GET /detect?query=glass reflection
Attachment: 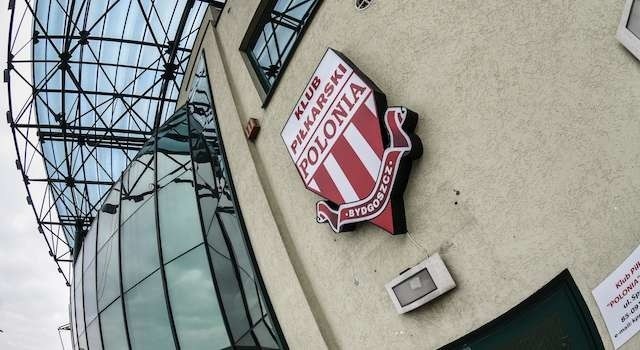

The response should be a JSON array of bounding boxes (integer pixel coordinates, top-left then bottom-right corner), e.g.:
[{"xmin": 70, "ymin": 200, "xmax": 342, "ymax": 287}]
[
  {"xmin": 121, "ymin": 197, "xmax": 159, "ymax": 291},
  {"xmin": 100, "ymin": 299, "xmax": 128, "ymax": 350},
  {"xmin": 97, "ymin": 234, "xmax": 120, "ymax": 310},
  {"xmin": 70, "ymin": 288, "xmax": 79, "ymax": 347},
  {"xmin": 98, "ymin": 184, "xmax": 121, "ymax": 249},
  {"xmin": 219, "ymin": 212, "xmax": 263, "ymax": 323},
  {"xmin": 255, "ymin": 320, "xmax": 280, "ymax": 349},
  {"xmin": 628, "ymin": 0, "xmax": 640, "ymax": 38},
  {"xmin": 124, "ymin": 271, "xmax": 175, "ymax": 350},
  {"xmin": 188, "ymin": 53, "xmax": 286, "ymax": 349},
  {"xmin": 78, "ymin": 331, "xmax": 88, "ymax": 350},
  {"xmin": 121, "ymin": 154, "xmax": 155, "ymax": 223},
  {"xmin": 74, "ymin": 250, "xmax": 86, "ymax": 339},
  {"xmin": 246, "ymin": 0, "xmax": 320, "ymax": 91},
  {"xmin": 83, "ymin": 224, "xmax": 98, "ymax": 267},
  {"xmin": 158, "ymin": 180, "xmax": 203, "ymax": 262},
  {"xmin": 83, "ymin": 259, "xmax": 98, "ymax": 324},
  {"xmin": 165, "ymin": 245, "xmax": 231, "ymax": 349},
  {"xmin": 208, "ymin": 245, "xmax": 252, "ymax": 341},
  {"xmin": 86, "ymin": 318, "xmax": 103, "ymax": 350}
]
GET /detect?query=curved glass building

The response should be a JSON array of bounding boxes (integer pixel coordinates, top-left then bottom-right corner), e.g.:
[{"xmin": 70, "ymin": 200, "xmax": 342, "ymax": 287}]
[
  {"xmin": 71, "ymin": 56, "xmax": 286, "ymax": 349},
  {"xmin": 6, "ymin": 1, "xmax": 288, "ymax": 348},
  {"xmin": 10, "ymin": 1, "xmax": 638, "ymax": 349}
]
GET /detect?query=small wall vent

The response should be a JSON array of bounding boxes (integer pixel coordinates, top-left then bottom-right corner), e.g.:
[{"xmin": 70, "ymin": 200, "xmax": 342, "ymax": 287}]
[{"xmin": 355, "ymin": 0, "xmax": 374, "ymax": 11}]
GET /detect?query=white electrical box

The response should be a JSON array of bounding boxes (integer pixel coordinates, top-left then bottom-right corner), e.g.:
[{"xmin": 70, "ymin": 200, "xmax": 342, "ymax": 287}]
[{"xmin": 385, "ymin": 253, "xmax": 456, "ymax": 314}]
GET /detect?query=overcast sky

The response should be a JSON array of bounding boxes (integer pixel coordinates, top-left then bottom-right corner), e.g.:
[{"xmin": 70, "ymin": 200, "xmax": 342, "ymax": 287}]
[{"xmin": 0, "ymin": 6, "xmax": 73, "ymax": 350}]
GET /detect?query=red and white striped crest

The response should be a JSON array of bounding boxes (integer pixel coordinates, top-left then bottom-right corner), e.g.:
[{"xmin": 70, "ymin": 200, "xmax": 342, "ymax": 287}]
[{"xmin": 281, "ymin": 49, "xmax": 422, "ymax": 235}]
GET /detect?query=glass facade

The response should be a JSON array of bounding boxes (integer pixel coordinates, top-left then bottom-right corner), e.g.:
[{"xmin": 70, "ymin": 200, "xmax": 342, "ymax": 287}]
[
  {"xmin": 31, "ymin": 0, "xmax": 208, "ymax": 247},
  {"xmin": 6, "ymin": 0, "xmax": 220, "ymax": 285},
  {"xmin": 70, "ymin": 55, "xmax": 286, "ymax": 350}
]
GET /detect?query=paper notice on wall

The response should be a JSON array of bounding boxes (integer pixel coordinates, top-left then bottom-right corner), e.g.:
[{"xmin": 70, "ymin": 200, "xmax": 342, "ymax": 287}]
[{"xmin": 593, "ymin": 244, "xmax": 640, "ymax": 349}]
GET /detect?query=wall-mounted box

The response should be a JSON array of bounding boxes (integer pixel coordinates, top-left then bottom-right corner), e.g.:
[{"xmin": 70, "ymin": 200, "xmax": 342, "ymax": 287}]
[
  {"xmin": 244, "ymin": 117, "xmax": 260, "ymax": 141},
  {"xmin": 385, "ymin": 253, "xmax": 455, "ymax": 314}
]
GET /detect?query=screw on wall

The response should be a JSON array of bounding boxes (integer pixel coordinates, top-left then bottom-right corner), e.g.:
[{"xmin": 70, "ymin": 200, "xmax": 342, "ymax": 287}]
[{"xmin": 453, "ymin": 189, "xmax": 460, "ymax": 205}]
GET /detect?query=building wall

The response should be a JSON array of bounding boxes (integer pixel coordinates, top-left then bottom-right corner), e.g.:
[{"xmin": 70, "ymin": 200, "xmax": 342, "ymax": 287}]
[{"xmin": 179, "ymin": 1, "xmax": 640, "ymax": 349}]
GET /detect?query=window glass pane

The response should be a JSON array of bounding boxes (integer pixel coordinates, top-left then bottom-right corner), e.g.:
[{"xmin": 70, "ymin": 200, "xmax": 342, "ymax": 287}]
[
  {"xmin": 245, "ymin": 0, "xmax": 320, "ymax": 92},
  {"xmin": 158, "ymin": 176, "xmax": 203, "ymax": 263},
  {"xmin": 202, "ymin": 198, "xmax": 228, "ymax": 252},
  {"xmin": 97, "ymin": 233, "xmax": 121, "ymax": 310},
  {"xmin": 198, "ymin": 191, "xmax": 230, "ymax": 258},
  {"xmin": 194, "ymin": 158, "xmax": 216, "ymax": 191},
  {"xmin": 157, "ymin": 110, "xmax": 190, "ymax": 186},
  {"xmin": 208, "ymin": 244, "xmax": 252, "ymax": 341},
  {"xmin": 74, "ymin": 252, "xmax": 86, "ymax": 337},
  {"xmin": 83, "ymin": 223, "xmax": 98, "ymax": 268},
  {"xmin": 125, "ymin": 270, "xmax": 175, "ymax": 350},
  {"xmin": 237, "ymin": 332, "xmax": 257, "ymax": 347},
  {"xmin": 100, "ymin": 298, "xmax": 128, "ymax": 350},
  {"xmin": 287, "ymin": 0, "xmax": 315, "ymax": 19},
  {"xmin": 192, "ymin": 128, "xmax": 222, "ymax": 240},
  {"xmin": 121, "ymin": 197, "xmax": 159, "ymax": 291},
  {"xmin": 70, "ymin": 288, "xmax": 79, "ymax": 348},
  {"xmin": 254, "ymin": 320, "xmax": 279, "ymax": 349},
  {"xmin": 98, "ymin": 182, "xmax": 121, "ymax": 249},
  {"xmin": 121, "ymin": 153, "xmax": 155, "ymax": 222},
  {"xmin": 628, "ymin": 0, "xmax": 640, "ymax": 38},
  {"xmin": 83, "ymin": 260, "xmax": 98, "ymax": 324},
  {"xmin": 157, "ymin": 151, "xmax": 190, "ymax": 185},
  {"xmin": 207, "ymin": 215, "xmax": 231, "ymax": 259},
  {"xmin": 273, "ymin": 0, "xmax": 291, "ymax": 12},
  {"xmin": 265, "ymin": 314, "xmax": 278, "ymax": 339},
  {"xmin": 219, "ymin": 213, "xmax": 262, "ymax": 323},
  {"xmin": 165, "ymin": 245, "xmax": 231, "ymax": 349},
  {"xmin": 78, "ymin": 331, "xmax": 88, "ymax": 350},
  {"xmin": 86, "ymin": 318, "xmax": 103, "ymax": 350}
]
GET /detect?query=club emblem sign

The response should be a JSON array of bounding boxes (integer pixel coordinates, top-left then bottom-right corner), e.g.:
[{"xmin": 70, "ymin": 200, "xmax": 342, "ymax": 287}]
[{"xmin": 281, "ymin": 49, "xmax": 422, "ymax": 235}]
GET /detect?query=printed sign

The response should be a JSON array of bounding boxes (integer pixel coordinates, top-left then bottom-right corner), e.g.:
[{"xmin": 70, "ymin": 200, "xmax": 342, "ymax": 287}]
[
  {"xmin": 281, "ymin": 49, "xmax": 422, "ymax": 234},
  {"xmin": 593, "ymin": 244, "xmax": 640, "ymax": 349}
]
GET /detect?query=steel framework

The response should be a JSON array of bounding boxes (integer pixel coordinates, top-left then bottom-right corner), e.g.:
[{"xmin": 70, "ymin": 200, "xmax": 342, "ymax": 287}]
[{"xmin": 5, "ymin": 0, "xmax": 226, "ymax": 285}]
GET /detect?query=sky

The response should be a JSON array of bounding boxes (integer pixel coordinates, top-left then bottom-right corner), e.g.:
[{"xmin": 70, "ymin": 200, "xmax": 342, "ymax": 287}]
[{"xmin": 0, "ymin": 5, "xmax": 73, "ymax": 350}]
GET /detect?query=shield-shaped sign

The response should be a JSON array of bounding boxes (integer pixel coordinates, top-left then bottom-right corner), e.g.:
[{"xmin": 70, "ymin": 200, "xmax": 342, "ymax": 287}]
[{"xmin": 281, "ymin": 49, "xmax": 422, "ymax": 235}]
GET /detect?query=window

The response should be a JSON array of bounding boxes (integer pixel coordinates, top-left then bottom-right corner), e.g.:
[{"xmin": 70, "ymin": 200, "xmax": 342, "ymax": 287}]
[
  {"xmin": 86, "ymin": 318, "xmax": 103, "ymax": 350},
  {"xmin": 157, "ymin": 111, "xmax": 203, "ymax": 262},
  {"xmin": 124, "ymin": 271, "xmax": 176, "ymax": 350},
  {"xmin": 617, "ymin": 0, "xmax": 640, "ymax": 60},
  {"xmin": 97, "ymin": 233, "xmax": 120, "ymax": 310},
  {"xmin": 242, "ymin": 0, "xmax": 322, "ymax": 104},
  {"xmin": 99, "ymin": 299, "xmax": 129, "ymax": 350},
  {"xmin": 120, "ymin": 197, "xmax": 159, "ymax": 291},
  {"xmin": 165, "ymin": 246, "xmax": 231, "ymax": 349},
  {"xmin": 74, "ymin": 249, "xmax": 86, "ymax": 343},
  {"xmin": 97, "ymin": 184, "xmax": 121, "ymax": 249}
]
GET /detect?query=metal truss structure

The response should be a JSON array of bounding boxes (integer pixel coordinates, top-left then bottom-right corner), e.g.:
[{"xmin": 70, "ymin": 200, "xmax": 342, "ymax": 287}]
[{"xmin": 5, "ymin": 0, "xmax": 225, "ymax": 285}]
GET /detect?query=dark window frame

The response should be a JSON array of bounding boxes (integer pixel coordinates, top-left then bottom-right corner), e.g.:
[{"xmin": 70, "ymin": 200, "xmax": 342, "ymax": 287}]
[{"xmin": 240, "ymin": 0, "xmax": 323, "ymax": 107}]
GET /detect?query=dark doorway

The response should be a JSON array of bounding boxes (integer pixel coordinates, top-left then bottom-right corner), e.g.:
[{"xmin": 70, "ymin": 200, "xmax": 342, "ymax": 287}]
[{"xmin": 441, "ymin": 270, "xmax": 604, "ymax": 350}]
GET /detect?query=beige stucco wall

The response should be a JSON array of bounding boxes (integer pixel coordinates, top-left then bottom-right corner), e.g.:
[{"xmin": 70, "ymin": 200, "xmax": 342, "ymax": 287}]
[{"xmin": 180, "ymin": 1, "xmax": 640, "ymax": 349}]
